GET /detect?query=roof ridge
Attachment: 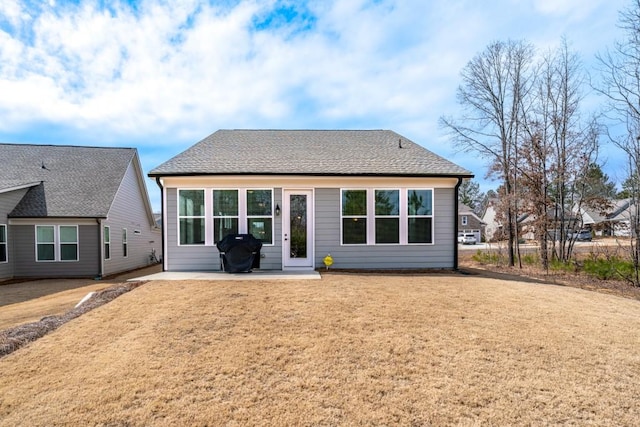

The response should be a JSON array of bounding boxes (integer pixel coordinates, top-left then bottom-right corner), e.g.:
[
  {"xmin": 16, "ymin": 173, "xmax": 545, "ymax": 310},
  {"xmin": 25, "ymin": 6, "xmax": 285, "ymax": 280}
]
[{"xmin": 0, "ymin": 142, "xmax": 136, "ymax": 150}]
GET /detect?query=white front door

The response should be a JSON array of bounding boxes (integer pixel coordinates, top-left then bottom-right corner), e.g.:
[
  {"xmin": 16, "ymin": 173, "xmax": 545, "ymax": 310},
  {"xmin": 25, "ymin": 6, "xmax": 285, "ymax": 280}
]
[{"xmin": 283, "ymin": 189, "xmax": 314, "ymax": 269}]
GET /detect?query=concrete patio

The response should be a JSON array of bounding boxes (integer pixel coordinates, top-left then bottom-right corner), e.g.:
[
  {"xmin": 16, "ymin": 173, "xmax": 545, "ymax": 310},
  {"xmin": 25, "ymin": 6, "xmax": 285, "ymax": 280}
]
[{"xmin": 131, "ymin": 270, "xmax": 322, "ymax": 281}]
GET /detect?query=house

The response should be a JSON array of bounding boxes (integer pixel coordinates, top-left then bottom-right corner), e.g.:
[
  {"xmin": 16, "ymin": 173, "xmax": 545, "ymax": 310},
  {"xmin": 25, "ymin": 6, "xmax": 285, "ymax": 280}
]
[
  {"xmin": 149, "ymin": 130, "xmax": 473, "ymax": 271},
  {"xmin": 458, "ymin": 203, "xmax": 485, "ymax": 243},
  {"xmin": 0, "ymin": 144, "xmax": 161, "ymax": 280},
  {"xmin": 481, "ymin": 197, "xmax": 502, "ymax": 242},
  {"xmin": 579, "ymin": 199, "xmax": 639, "ymax": 237}
]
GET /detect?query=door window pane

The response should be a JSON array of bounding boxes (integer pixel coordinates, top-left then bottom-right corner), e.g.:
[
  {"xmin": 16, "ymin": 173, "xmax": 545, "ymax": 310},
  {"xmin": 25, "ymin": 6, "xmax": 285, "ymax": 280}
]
[{"xmin": 289, "ymin": 195, "xmax": 307, "ymax": 258}]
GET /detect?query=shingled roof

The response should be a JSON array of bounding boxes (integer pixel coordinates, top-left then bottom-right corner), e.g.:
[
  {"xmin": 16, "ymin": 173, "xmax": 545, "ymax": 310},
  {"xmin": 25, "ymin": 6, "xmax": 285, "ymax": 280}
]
[
  {"xmin": 0, "ymin": 144, "xmax": 137, "ymax": 218},
  {"xmin": 149, "ymin": 130, "xmax": 473, "ymax": 177}
]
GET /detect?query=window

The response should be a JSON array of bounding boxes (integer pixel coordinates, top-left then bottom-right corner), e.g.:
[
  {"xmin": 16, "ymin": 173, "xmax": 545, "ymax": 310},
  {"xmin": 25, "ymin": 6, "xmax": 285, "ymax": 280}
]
[
  {"xmin": 179, "ymin": 189, "xmax": 205, "ymax": 245},
  {"xmin": 213, "ymin": 190, "xmax": 238, "ymax": 243},
  {"xmin": 375, "ymin": 190, "xmax": 400, "ymax": 244},
  {"xmin": 36, "ymin": 225, "xmax": 78, "ymax": 262},
  {"xmin": 462, "ymin": 215, "xmax": 468, "ymax": 226},
  {"xmin": 247, "ymin": 189, "xmax": 273, "ymax": 244},
  {"xmin": 59, "ymin": 226, "xmax": 78, "ymax": 261},
  {"xmin": 104, "ymin": 226, "xmax": 111, "ymax": 260},
  {"xmin": 408, "ymin": 189, "xmax": 433, "ymax": 244},
  {"xmin": 36, "ymin": 226, "xmax": 55, "ymax": 261},
  {"xmin": 122, "ymin": 229, "xmax": 128, "ymax": 258},
  {"xmin": 341, "ymin": 190, "xmax": 367, "ymax": 244},
  {"xmin": 0, "ymin": 225, "xmax": 7, "ymax": 263}
]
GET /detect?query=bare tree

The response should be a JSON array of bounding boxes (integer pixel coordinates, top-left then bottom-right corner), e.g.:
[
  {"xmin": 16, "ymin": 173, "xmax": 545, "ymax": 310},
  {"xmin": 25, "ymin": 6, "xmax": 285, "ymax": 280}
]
[
  {"xmin": 596, "ymin": 0, "xmax": 640, "ymax": 285},
  {"xmin": 441, "ymin": 40, "xmax": 535, "ymax": 267}
]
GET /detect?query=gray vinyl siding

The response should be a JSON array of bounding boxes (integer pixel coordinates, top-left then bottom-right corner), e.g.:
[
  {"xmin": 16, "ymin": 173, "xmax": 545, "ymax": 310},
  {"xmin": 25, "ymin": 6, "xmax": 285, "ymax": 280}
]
[
  {"xmin": 165, "ymin": 187, "xmax": 282, "ymax": 271},
  {"xmin": 0, "ymin": 188, "xmax": 30, "ymax": 279},
  {"xmin": 103, "ymin": 161, "xmax": 161, "ymax": 276},
  {"xmin": 164, "ymin": 185, "xmax": 456, "ymax": 271},
  {"xmin": 12, "ymin": 224, "xmax": 100, "ymax": 278},
  {"xmin": 314, "ymin": 188, "xmax": 455, "ymax": 269}
]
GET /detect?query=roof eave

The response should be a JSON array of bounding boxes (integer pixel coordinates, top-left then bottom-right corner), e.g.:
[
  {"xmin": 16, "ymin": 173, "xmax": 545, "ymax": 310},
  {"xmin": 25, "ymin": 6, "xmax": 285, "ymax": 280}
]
[{"xmin": 148, "ymin": 171, "xmax": 474, "ymax": 179}]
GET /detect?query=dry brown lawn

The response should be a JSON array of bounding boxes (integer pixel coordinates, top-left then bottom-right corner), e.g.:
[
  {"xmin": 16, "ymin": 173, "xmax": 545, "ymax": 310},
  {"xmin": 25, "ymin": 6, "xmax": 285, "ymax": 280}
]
[{"xmin": 1, "ymin": 273, "xmax": 639, "ymax": 426}]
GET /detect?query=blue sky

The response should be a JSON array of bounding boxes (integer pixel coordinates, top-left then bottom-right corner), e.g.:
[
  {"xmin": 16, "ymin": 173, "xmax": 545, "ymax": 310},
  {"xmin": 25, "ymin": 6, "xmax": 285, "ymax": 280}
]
[{"xmin": 0, "ymin": 0, "xmax": 630, "ymax": 210}]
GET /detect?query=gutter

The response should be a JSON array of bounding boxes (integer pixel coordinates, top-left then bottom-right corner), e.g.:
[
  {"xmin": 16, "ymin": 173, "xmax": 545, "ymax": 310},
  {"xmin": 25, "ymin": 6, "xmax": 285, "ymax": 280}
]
[
  {"xmin": 454, "ymin": 177, "xmax": 463, "ymax": 270},
  {"xmin": 155, "ymin": 177, "xmax": 166, "ymax": 272}
]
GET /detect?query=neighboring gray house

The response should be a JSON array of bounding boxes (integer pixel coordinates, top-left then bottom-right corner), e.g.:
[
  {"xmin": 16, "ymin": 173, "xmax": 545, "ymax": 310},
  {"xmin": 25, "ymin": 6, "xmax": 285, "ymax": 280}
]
[
  {"xmin": 149, "ymin": 130, "xmax": 473, "ymax": 271},
  {"xmin": 0, "ymin": 144, "xmax": 161, "ymax": 280},
  {"xmin": 580, "ymin": 199, "xmax": 636, "ymax": 237},
  {"xmin": 458, "ymin": 203, "xmax": 485, "ymax": 243}
]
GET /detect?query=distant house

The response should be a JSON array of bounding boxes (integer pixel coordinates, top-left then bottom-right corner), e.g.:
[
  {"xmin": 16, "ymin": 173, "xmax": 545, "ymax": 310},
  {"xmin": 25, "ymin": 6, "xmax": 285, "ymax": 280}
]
[
  {"xmin": 0, "ymin": 144, "xmax": 161, "ymax": 280},
  {"xmin": 149, "ymin": 130, "xmax": 473, "ymax": 271},
  {"xmin": 482, "ymin": 197, "xmax": 502, "ymax": 242},
  {"xmin": 458, "ymin": 203, "xmax": 485, "ymax": 243},
  {"xmin": 580, "ymin": 199, "xmax": 636, "ymax": 237}
]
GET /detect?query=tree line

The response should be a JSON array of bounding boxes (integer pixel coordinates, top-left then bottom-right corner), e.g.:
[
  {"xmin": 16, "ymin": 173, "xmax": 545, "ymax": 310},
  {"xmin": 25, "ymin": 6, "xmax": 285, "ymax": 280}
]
[{"xmin": 442, "ymin": 0, "xmax": 640, "ymax": 283}]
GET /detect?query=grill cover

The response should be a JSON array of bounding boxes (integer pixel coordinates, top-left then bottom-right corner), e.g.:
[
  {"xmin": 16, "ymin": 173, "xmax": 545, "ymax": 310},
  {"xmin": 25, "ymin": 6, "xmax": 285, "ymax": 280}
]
[{"xmin": 216, "ymin": 234, "xmax": 263, "ymax": 273}]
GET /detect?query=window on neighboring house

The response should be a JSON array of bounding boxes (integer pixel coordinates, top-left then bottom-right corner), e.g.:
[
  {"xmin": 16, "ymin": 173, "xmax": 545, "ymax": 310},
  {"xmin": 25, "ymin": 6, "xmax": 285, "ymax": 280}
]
[
  {"xmin": 179, "ymin": 189, "xmax": 205, "ymax": 245},
  {"xmin": 341, "ymin": 189, "xmax": 367, "ymax": 244},
  {"xmin": 247, "ymin": 189, "xmax": 273, "ymax": 244},
  {"xmin": 36, "ymin": 225, "xmax": 78, "ymax": 261},
  {"xmin": 0, "ymin": 224, "xmax": 7, "ymax": 263},
  {"xmin": 104, "ymin": 226, "xmax": 111, "ymax": 260},
  {"xmin": 213, "ymin": 190, "xmax": 239, "ymax": 243},
  {"xmin": 462, "ymin": 215, "xmax": 468, "ymax": 226},
  {"xmin": 122, "ymin": 229, "xmax": 128, "ymax": 258},
  {"xmin": 408, "ymin": 189, "xmax": 433, "ymax": 244},
  {"xmin": 36, "ymin": 225, "xmax": 55, "ymax": 261},
  {"xmin": 59, "ymin": 226, "xmax": 78, "ymax": 261},
  {"xmin": 375, "ymin": 190, "xmax": 400, "ymax": 244}
]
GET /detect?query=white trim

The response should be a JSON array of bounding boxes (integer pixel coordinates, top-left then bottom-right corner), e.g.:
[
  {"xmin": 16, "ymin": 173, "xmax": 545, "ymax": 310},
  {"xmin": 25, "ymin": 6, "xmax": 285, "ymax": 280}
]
[
  {"xmin": 177, "ymin": 188, "xmax": 206, "ymax": 246},
  {"xmin": 0, "ymin": 182, "xmax": 40, "ymax": 194},
  {"xmin": 0, "ymin": 224, "xmax": 7, "ymax": 264}
]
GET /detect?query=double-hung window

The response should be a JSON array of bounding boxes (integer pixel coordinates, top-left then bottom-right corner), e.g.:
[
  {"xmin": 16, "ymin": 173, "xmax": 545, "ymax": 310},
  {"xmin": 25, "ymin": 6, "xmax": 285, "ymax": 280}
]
[
  {"xmin": 341, "ymin": 188, "xmax": 434, "ymax": 245},
  {"xmin": 104, "ymin": 226, "xmax": 111, "ymax": 260},
  {"xmin": 462, "ymin": 215, "xmax": 468, "ymax": 226},
  {"xmin": 341, "ymin": 190, "xmax": 367, "ymax": 244},
  {"xmin": 375, "ymin": 190, "xmax": 400, "ymax": 244},
  {"xmin": 36, "ymin": 225, "xmax": 78, "ymax": 262},
  {"xmin": 179, "ymin": 189, "xmax": 205, "ymax": 245},
  {"xmin": 408, "ymin": 189, "xmax": 433, "ymax": 244},
  {"xmin": 247, "ymin": 189, "xmax": 273, "ymax": 245},
  {"xmin": 122, "ymin": 229, "xmax": 128, "ymax": 258},
  {"xmin": 213, "ymin": 190, "xmax": 239, "ymax": 243},
  {"xmin": 0, "ymin": 224, "xmax": 7, "ymax": 263}
]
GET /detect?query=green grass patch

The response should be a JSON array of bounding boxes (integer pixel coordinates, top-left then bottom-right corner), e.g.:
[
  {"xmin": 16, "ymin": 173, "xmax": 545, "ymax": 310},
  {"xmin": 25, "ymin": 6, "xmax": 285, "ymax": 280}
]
[
  {"xmin": 583, "ymin": 257, "xmax": 635, "ymax": 281},
  {"xmin": 471, "ymin": 250, "xmax": 504, "ymax": 265}
]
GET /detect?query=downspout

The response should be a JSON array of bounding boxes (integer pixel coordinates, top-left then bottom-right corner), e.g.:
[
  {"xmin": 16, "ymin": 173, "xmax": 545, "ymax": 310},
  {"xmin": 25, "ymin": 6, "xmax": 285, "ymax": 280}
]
[
  {"xmin": 155, "ymin": 177, "xmax": 166, "ymax": 272},
  {"xmin": 454, "ymin": 177, "xmax": 463, "ymax": 270}
]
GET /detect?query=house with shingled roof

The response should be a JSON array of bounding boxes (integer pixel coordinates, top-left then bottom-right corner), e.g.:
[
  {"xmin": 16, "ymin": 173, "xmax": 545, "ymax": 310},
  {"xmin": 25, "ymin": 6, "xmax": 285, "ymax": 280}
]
[
  {"xmin": 149, "ymin": 130, "xmax": 473, "ymax": 271},
  {"xmin": 0, "ymin": 143, "xmax": 161, "ymax": 280}
]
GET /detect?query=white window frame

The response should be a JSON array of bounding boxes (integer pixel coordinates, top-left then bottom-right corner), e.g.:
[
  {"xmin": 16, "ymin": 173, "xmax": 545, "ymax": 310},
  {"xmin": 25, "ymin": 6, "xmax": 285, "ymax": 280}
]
[
  {"xmin": 178, "ymin": 189, "xmax": 206, "ymax": 246},
  {"xmin": 0, "ymin": 224, "xmax": 7, "ymax": 263},
  {"xmin": 35, "ymin": 225, "xmax": 79, "ymax": 262},
  {"xmin": 340, "ymin": 189, "xmax": 368, "ymax": 245},
  {"xmin": 245, "ymin": 188, "xmax": 274, "ymax": 246},
  {"xmin": 122, "ymin": 228, "xmax": 128, "ymax": 258},
  {"xmin": 59, "ymin": 225, "xmax": 79, "ymax": 262},
  {"xmin": 407, "ymin": 189, "xmax": 434, "ymax": 245},
  {"xmin": 104, "ymin": 226, "xmax": 111, "ymax": 260},
  {"xmin": 340, "ymin": 188, "xmax": 435, "ymax": 246},
  {"xmin": 374, "ymin": 189, "xmax": 401, "ymax": 245}
]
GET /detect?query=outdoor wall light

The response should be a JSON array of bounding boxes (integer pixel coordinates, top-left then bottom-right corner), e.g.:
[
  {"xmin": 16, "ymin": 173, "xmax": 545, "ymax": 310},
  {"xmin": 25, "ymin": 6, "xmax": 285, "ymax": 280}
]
[{"xmin": 275, "ymin": 204, "xmax": 281, "ymax": 216}]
